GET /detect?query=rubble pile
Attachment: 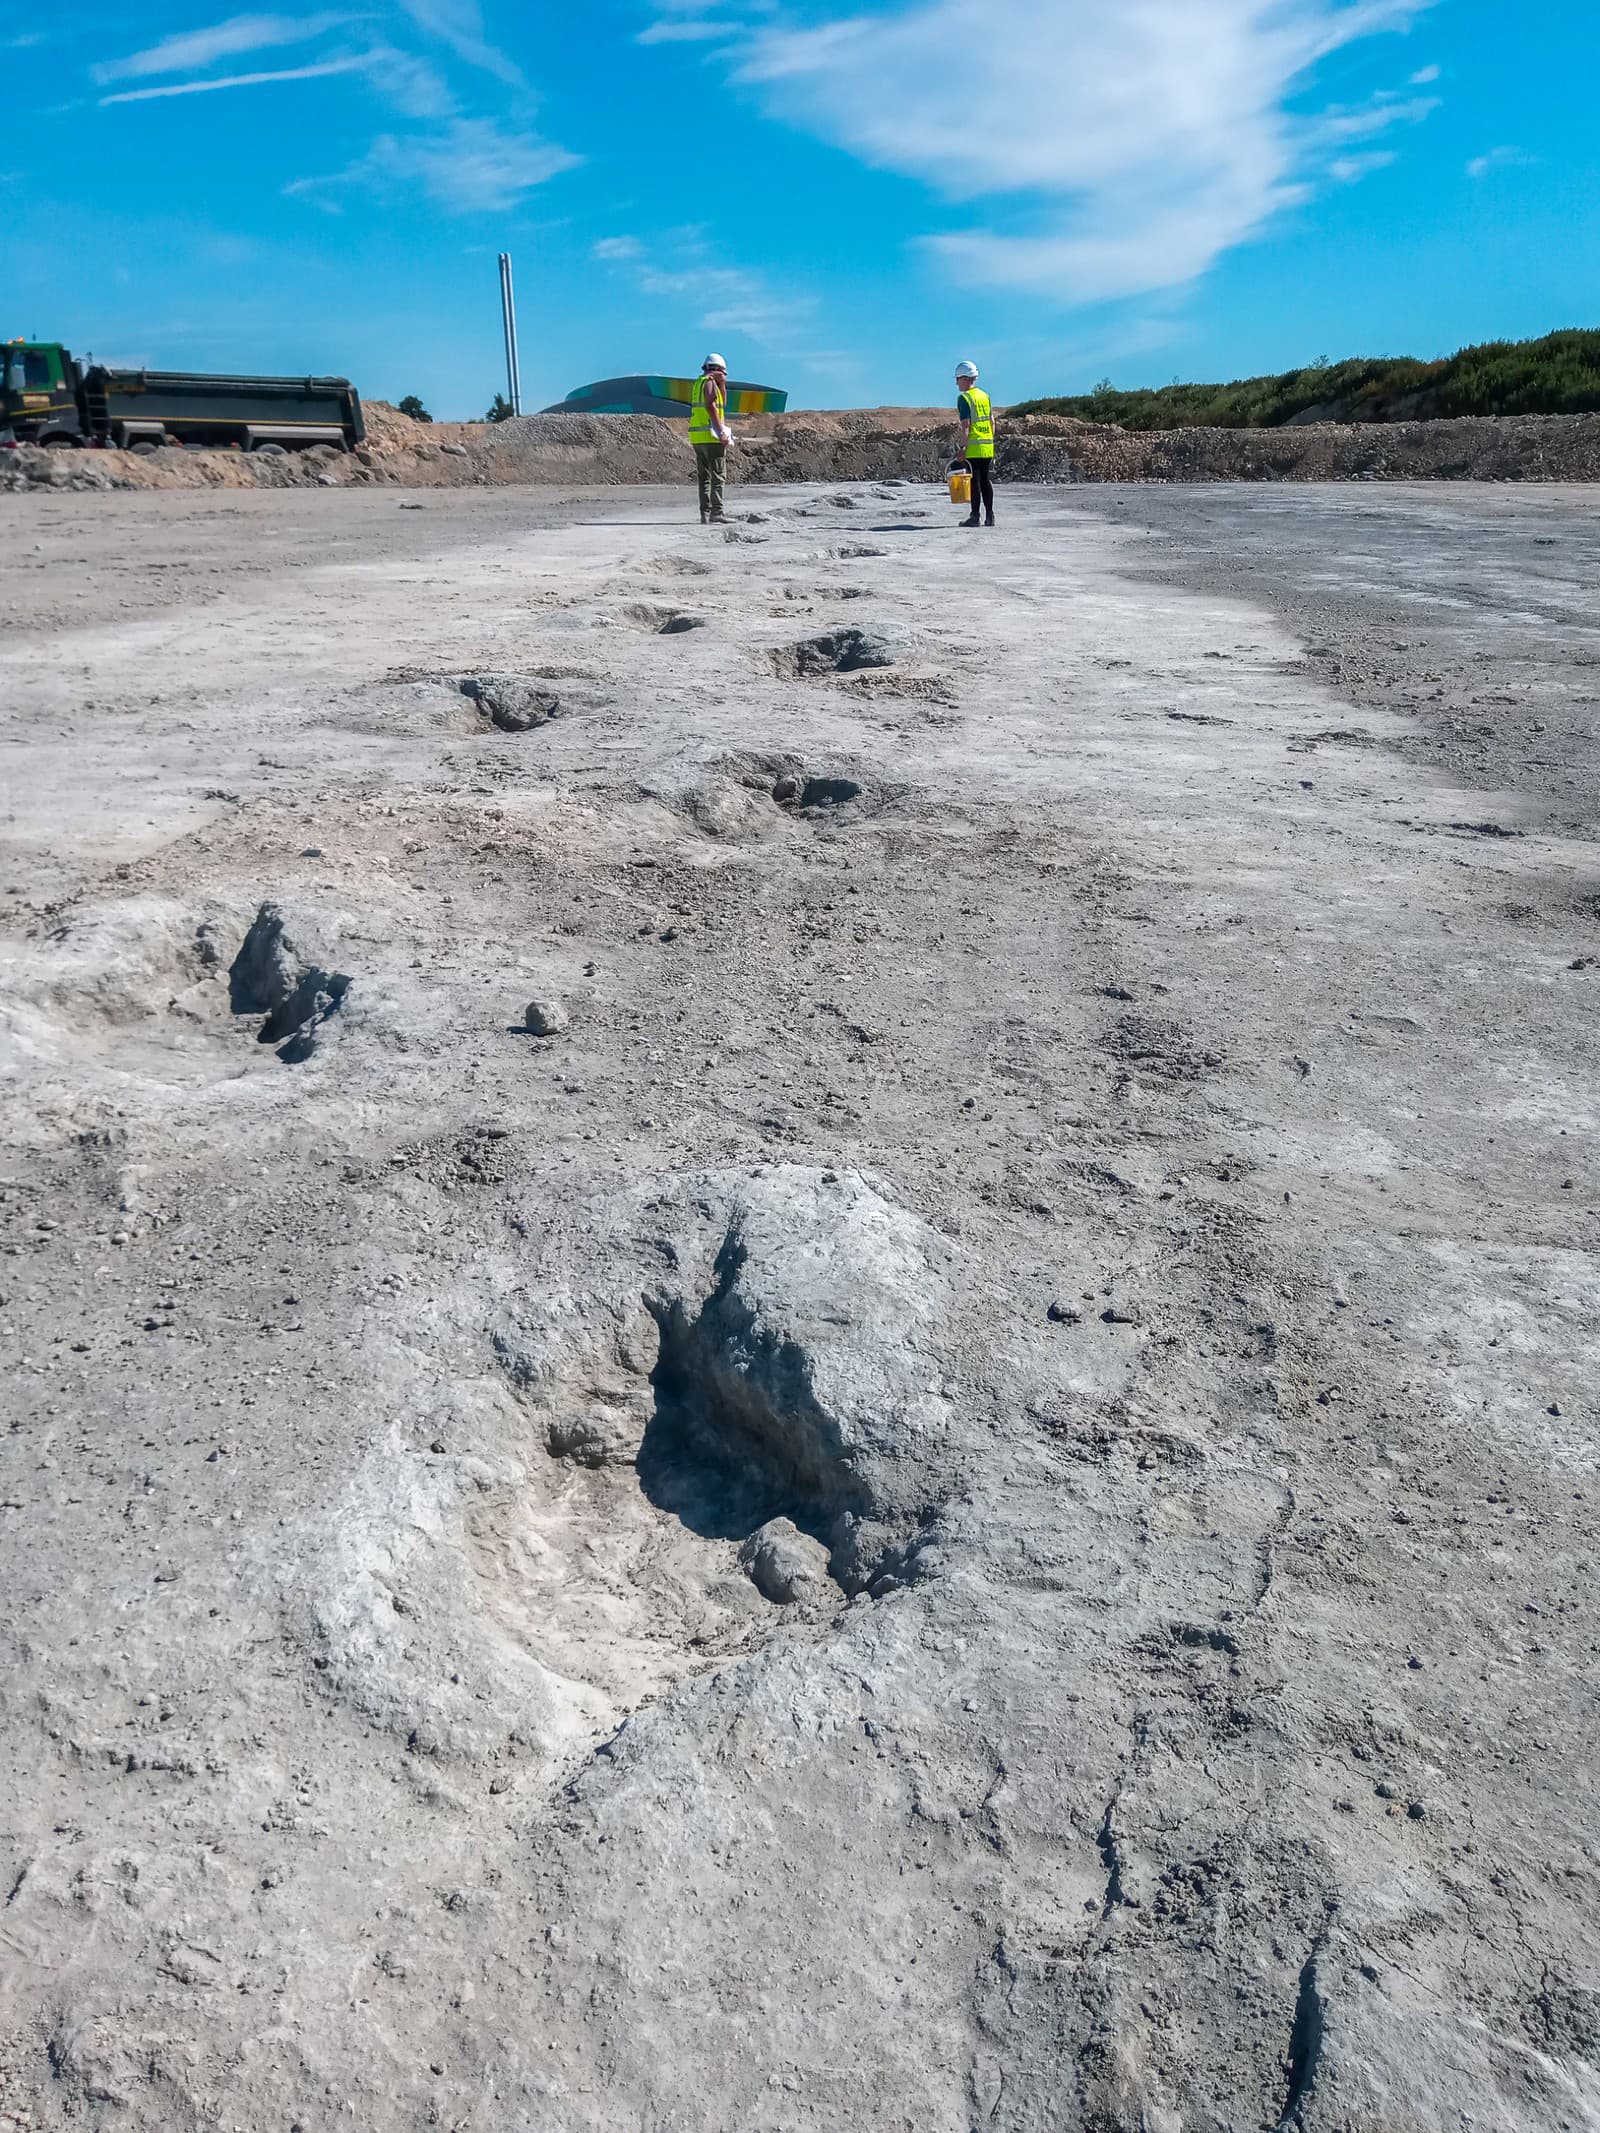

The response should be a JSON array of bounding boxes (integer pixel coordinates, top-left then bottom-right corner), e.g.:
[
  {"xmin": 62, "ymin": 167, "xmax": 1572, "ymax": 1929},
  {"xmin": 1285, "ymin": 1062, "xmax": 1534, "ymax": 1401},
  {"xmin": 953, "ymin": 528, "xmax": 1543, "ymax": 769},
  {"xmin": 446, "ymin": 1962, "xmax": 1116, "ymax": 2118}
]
[{"xmin": 7, "ymin": 399, "xmax": 1600, "ymax": 494}]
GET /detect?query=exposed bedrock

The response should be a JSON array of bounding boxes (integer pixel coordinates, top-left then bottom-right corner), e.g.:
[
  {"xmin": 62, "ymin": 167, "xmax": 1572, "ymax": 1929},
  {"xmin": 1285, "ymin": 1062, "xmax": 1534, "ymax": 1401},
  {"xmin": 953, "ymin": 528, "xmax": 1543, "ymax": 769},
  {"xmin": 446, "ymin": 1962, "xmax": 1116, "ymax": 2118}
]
[{"xmin": 227, "ymin": 900, "xmax": 351, "ymax": 1061}]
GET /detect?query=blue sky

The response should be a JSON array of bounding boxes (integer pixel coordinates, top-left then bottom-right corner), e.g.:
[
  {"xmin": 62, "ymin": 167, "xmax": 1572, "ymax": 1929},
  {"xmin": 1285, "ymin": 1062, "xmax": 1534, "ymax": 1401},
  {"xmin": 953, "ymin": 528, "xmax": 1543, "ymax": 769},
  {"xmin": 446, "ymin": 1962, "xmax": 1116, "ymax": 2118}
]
[{"xmin": 5, "ymin": 0, "xmax": 1595, "ymax": 416}]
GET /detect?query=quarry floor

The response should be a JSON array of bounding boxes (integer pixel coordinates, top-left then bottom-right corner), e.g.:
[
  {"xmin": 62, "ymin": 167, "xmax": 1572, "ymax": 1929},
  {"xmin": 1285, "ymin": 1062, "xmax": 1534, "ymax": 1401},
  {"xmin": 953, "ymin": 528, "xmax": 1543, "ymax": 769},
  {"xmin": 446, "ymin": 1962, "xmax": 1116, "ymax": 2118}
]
[{"xmin": 1, "ymin": 479, "xmax": 1598, "ymax": 2133}]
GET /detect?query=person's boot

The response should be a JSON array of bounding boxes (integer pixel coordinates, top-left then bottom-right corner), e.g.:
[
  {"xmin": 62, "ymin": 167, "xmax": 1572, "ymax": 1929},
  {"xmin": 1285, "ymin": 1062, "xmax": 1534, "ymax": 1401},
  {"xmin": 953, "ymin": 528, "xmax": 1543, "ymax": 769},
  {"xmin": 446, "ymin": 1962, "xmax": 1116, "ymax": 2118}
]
[
  {"xmin": 961, "ymin": 513, "xmax": 981, "ymax": 528},
  {"xmin": 984, "ymin": 515, "xmax": 996, "ymax": 527},
  {"xmin": 700, "ymin": 511, "xmax": 710, "ymax": 525},
  {"xmin": 708, "ymin": 512, "xmax": 728, "ymax": 524}
]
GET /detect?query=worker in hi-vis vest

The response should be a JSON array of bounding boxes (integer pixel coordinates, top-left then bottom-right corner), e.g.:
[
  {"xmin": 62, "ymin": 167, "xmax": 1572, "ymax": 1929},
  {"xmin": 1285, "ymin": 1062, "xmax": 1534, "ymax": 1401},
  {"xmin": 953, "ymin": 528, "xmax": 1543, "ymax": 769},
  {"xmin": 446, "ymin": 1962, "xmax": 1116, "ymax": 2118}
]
[
  {"xmin": 955, "ymin": 360, "xmax": 996, "ymax": 527},
  {"xmin": 689, "ymin": 353, "xmax": 734, "ymax": 524}
]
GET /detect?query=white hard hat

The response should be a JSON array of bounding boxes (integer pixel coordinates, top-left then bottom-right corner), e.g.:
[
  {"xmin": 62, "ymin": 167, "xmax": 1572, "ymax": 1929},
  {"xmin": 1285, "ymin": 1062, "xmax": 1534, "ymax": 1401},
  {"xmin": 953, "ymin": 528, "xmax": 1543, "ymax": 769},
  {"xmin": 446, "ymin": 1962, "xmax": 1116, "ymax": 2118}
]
[
  {"xmin": 702, "ymin": 352, "xmax": 728, "ymax": 372},
  {"xmin": 955, "ymin": 359, "xmax": 978, "ymax": 380}
]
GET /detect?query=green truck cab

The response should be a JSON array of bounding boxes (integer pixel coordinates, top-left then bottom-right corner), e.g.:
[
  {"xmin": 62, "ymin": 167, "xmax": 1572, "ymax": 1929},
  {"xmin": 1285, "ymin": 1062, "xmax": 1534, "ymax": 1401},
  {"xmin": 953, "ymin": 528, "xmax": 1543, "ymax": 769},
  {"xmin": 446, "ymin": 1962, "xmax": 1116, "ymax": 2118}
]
[
  {"xmin": 3, "ymin": 342, "xmax": 79, "ymax": 440},
  {"xmin": 2, "ymin": 339, "xmax": 365, "ymax": 453}
]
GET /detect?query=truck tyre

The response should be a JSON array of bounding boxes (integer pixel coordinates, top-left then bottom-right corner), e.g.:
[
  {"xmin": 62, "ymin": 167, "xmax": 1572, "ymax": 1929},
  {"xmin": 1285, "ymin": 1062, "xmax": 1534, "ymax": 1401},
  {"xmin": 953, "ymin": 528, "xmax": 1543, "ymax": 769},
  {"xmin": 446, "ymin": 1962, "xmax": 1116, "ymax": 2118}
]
[
  {"xmin": 252, "ymin": 441, "xmax": 288, "ymax": 457},
  {"xmin": 42, "ymin": 433, "xmax": 80, "ymax": 448}
]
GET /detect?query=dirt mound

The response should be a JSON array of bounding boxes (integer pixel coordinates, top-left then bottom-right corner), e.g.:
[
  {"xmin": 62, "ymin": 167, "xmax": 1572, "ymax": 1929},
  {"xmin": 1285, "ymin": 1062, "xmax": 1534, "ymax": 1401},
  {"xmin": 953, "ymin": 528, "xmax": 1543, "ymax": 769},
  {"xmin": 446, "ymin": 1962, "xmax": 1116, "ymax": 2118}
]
[
  {"xmin": 472, "ymin": 410, "xmax": 692, "ymax": 484},
  {"xmin": 8, "ymin": 398, "xmax": 1600, "ymax": 495},
  {"xmin": 744, "ymin": 408, "xmax": 1600, "ymax": 485},
  {"xmin": 351, "ymin": 403, "xmax": 691, "ymax": 486},
  {"xmin": 737, "ymin": 405, "xmax": 950, "ymax": 440},
  {"xmin": 359, "ymin": 398, "xmax": 457, "ymax": 453},
  {"xmin": 995, "ymin": 409, "xmax": 1600, "ymax": 483},
  {"xmin": 0, "ymin": 402, "xmax": 692, "ymax": 497}
]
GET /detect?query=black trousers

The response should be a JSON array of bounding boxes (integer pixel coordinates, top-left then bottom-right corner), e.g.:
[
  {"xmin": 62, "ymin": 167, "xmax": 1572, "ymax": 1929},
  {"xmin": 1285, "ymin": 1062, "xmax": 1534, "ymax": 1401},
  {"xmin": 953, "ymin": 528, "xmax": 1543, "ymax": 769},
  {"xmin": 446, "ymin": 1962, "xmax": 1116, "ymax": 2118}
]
[{"xmin": 967, "ymin": 457, "xmax": 995, "ymax": 519}]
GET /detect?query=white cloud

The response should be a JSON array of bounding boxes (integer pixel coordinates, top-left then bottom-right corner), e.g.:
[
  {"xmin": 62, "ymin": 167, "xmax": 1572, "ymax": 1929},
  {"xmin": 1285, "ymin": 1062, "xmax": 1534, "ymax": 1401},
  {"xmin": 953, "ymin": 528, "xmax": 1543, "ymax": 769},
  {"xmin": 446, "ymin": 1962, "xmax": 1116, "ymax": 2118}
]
[
  {"xmin": 637, "ymin": 18, "xmax": 744, "ymax": 40},
  {"xmin": 1466, "ymin": 145, "xmax": 1534, "ymax": 179},
  {"xmin": 394, "ymin": 0, "xmax": 523, "ymax": 84},
  {"xmin": 93, "ymin": 4, "xmax": 580, "ymax": 224},
  {"xmin": 1314, "ymin": 92, "xmax": 1437, "ymax": 142},
  {"xmin": 100, "ymin": 55, "xmax": 372, "ymax": 102},
  {"xmin": 645, "ymin": 260, "xmax": 814, "ymax": 341},
  {"xmin": 92, "ymin": 11, "xmax": 353, "ymax": 84},
  {"xmin": 289, "ymin": 115, "xmax": 579, "ymax": 211},
  {"xmin": 716, "ymin": 0, "xmax": 1435, "ymax": 300},
  {"xmin": 1410, "ymin": 61, "xmax": 1440, "ymax": 81},
  {"xmin": 1328, "ymin": 149, "xmax": 1396, "ymax": 182},
  {"xmin": 89, "ymin": 0, "xmax": 517, "ymax": 104},
  {"xmin": 694, "ymin": 275, "xmax": 812, "ymax": 339},
  {"xmin": 594, "ymin": 229, "xmax": 816, "ymax": 344},
  {"xmin": 363, "ymin": 45, "xmax": 457, "ymax": 116}
]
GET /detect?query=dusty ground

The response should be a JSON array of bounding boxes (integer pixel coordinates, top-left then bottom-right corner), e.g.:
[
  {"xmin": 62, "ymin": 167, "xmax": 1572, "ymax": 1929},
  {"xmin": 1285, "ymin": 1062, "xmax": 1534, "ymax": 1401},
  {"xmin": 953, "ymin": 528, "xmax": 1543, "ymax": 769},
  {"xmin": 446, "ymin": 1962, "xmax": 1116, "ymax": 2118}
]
[{"xmin": 1, "ymin": 478, "xmax": 1597, "ymax": 2133}]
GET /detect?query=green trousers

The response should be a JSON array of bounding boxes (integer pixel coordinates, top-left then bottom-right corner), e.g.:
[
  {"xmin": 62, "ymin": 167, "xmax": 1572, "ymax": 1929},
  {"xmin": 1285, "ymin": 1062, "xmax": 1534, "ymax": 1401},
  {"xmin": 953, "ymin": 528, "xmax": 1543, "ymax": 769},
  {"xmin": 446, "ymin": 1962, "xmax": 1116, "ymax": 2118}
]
[{"xmin": 694, "ymin": 443, "xmax": 726, "ymax": 519}]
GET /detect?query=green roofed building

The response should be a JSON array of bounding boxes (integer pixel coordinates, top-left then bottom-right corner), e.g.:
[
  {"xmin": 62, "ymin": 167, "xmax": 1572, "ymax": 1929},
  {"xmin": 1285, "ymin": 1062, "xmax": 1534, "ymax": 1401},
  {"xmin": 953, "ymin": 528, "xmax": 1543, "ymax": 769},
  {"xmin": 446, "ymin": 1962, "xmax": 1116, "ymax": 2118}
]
[{"xmin": 545, "ymin": 374, "xmax": 787, "ymax": 419}]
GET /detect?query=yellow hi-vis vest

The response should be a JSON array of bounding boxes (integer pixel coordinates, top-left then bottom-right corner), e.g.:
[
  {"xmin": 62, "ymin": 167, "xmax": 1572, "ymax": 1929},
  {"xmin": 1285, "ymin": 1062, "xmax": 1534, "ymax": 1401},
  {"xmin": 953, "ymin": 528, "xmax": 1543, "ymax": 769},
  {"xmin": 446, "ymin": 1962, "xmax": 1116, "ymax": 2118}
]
[
  {"xmin": 961, "ymin": 385, "xmax": 995, "ymax": 458},
  {"xmin": 689, "ymin": 373, "xmax": 722, "ymax": 445}
]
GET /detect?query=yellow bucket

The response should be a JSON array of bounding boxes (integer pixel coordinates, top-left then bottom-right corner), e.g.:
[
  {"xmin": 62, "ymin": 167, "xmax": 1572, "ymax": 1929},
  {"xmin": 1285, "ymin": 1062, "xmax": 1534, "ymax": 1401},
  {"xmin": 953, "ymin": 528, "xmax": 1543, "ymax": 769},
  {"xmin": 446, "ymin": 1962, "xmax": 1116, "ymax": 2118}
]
[{"xmin": 948, "ymin": 468, "xmax": 971, "ymax": 506}]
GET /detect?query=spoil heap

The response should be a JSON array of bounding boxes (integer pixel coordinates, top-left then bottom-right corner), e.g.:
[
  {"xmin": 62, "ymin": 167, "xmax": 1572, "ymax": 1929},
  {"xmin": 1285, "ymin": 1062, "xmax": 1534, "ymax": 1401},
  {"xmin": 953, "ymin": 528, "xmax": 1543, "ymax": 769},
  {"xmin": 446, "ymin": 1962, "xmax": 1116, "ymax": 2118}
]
[{"xmin": 6, "ymin": 399, "xmax": 1600, "ymax": 493}]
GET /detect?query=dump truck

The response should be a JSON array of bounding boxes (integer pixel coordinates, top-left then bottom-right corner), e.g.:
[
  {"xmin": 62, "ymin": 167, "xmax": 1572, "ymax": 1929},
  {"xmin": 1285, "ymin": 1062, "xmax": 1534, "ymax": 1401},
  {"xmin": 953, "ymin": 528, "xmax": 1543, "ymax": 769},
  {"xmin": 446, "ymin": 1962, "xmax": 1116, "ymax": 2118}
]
[{"xmin": 1, "ymin": 340, "xmax": 365, "ymax": 453}]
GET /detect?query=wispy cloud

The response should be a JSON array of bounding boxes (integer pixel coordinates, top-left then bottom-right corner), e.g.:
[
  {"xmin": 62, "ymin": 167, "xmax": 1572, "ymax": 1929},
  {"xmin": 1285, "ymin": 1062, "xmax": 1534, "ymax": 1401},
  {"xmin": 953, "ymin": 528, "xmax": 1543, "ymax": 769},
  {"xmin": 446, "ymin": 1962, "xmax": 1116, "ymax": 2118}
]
[
  {"xmin": 1314, "ymin": 92, "xmax": 1437, "ymax": 143},
  {"xmin": 100, "ymin": 55, "xmax": 374, "ymax": 102},
  {"xmin": 92, "ymin": 11, "xmax": 355, "ymax": 84},
  {"xmin": 636, "ymin": 0, "xmax": 771, "ymax": 42},
  {"xmin": 394, "ymin": 0, "xmax": 523, "ymax": 84},
  {"xmin": 290, "ymin": 114, "xmax": 579, "ymax": 212},
  {"xmin": 637, "ymin": 18, "xmax": 745, "ymax": 40},
  {"xmin": 1466, "ymin": 144, "xmax": 1534, "ymax": 179},
  {"xmin": 86, "ymin": 2, "xmax": 579, "ymax": 224},
  {"xmin": 688, "ymin": 0, "xmax": 1438, "ymax": 302},
  {"xmin": 361, "ymin": 45, "xmax": 457, "ymax": 115},
  {"xmin": 1409, "ymin": 62, "xmax": 1440, "ymax": 81},
  {"xmin": 1328, "ymin": 149, "xmax": 1396, "ymax": 182},
  {"xmin": 592, "ymin": 228, "xmax": 816, "ymax": 343}
]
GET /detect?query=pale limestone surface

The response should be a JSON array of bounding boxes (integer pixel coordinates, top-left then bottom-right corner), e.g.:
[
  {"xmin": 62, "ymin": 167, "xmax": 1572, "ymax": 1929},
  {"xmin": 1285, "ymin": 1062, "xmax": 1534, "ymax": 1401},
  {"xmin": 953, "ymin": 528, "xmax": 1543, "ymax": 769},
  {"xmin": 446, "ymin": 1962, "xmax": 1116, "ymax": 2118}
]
[{"xmin": 1, "ymin": 481, "xmax": 1596, "ymax": 2132}]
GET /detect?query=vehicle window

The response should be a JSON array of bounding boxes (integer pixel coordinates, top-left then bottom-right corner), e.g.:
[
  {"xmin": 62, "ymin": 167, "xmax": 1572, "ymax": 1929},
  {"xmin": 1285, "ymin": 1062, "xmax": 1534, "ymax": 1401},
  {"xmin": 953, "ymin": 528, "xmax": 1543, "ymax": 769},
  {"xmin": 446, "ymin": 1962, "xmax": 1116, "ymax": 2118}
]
[{"xmin": 7, "ymin": 349, "xmax": 56, "ymax": 390}]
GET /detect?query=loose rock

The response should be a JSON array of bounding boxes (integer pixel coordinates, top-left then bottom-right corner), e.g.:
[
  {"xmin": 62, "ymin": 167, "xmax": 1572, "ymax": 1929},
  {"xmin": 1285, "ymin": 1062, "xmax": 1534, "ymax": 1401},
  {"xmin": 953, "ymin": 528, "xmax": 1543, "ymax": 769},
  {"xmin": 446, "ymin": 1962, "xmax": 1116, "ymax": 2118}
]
[
  {"xmin": 524, "ymin": 996, "xmax": 569, "ymax": 1036},
  {"xmin": 738, "ymin": 1518, "xmax": 834, "ymax": 1605}
]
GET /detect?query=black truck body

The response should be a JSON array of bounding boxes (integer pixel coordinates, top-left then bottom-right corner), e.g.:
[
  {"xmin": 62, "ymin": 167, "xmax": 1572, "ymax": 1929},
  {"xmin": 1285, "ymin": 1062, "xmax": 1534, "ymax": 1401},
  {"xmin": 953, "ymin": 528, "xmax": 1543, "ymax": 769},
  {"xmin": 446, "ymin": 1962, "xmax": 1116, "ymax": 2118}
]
[{"xmin": 2, "ymin": 341, "xmax": 365, "ymax": 452}]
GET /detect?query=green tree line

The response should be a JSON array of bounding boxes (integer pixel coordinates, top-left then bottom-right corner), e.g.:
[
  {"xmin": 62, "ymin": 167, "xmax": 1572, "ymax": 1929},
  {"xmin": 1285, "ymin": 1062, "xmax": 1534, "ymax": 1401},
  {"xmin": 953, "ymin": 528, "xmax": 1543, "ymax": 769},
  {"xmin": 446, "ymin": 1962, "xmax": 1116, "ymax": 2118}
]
[{"xmin": 1008, "ymin": 328, "xmax": 1600, "ymax": 429}]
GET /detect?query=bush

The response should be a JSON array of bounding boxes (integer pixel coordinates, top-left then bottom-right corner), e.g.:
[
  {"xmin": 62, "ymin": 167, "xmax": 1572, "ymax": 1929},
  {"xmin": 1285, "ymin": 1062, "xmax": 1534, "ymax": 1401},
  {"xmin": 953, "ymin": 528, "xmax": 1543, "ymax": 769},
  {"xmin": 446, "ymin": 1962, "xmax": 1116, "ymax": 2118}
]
[
  {"xmin": 396, "ymin": 394, "xmax": 432, "ymax": 422},
  {"xmin": 1008, "ymin": 328, "xmax": 1600, "ymax": 429}
]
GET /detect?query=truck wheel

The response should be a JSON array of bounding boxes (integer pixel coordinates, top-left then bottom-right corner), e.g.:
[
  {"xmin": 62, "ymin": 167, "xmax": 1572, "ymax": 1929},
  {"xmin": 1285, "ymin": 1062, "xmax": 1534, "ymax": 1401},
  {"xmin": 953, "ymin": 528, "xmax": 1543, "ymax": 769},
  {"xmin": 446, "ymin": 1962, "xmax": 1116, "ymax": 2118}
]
[
  {"xmin": 252, "ymin": 441, "xmax": 288, "ymax": 457},
  {"xmin": 42, "ymin": 433, "xmax": 80, "ymax": 449}
]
